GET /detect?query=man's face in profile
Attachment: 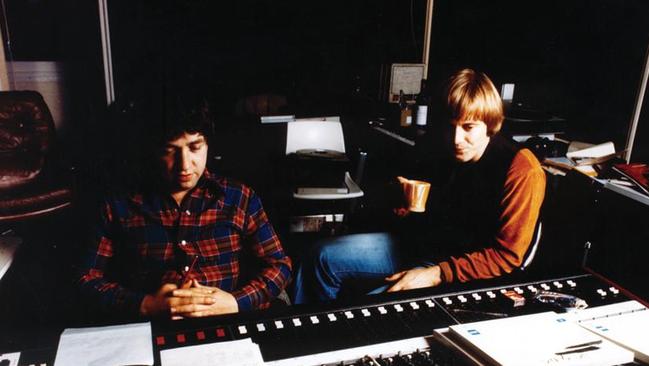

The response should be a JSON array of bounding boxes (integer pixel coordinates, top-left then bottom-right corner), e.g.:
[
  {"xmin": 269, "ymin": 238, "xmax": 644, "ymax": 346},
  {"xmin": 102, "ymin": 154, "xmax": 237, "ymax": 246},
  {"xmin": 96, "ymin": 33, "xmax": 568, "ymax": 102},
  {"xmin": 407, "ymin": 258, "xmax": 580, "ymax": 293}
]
[
  {"xmin": 160, "ymin": 132, "xmax": 208, "ymax": 195},
  {"xmin": 451, "ymin": 119, "xmax": 490, "ymax": 163}
]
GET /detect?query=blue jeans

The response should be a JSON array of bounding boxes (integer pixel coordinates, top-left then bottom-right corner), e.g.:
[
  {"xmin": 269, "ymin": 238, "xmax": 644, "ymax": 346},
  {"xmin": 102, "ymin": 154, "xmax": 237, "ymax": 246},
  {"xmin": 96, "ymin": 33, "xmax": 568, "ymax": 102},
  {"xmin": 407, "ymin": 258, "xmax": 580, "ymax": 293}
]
[{"xmin": 292, "ymin": 232, "xmax": 402, "ymax": 304}]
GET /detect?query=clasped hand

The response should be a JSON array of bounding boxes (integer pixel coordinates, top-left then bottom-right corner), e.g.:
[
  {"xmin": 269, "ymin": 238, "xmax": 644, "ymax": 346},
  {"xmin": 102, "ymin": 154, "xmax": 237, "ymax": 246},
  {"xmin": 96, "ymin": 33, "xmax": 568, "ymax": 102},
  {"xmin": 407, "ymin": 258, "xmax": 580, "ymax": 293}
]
[{"xmin": 140, "ymin": 279, "xmax": 238, "ymax": 319}]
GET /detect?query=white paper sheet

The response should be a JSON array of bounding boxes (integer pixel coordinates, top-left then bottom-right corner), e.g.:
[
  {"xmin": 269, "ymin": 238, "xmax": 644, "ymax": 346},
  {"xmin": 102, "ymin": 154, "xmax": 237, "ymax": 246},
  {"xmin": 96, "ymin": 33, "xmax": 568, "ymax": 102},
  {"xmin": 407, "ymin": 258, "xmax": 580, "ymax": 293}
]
[
  {"xmin": 160, "ymin": 338, "xmax": 264, "ymax": 366},
  {"xmin": 54, "ymin": 322, "xmax": 153, "ymax": 366},
  {"xmin": 580, "ymin": 309, "xmax": 649, "ymax": 363},
  {"xmin": 448, "ymin": 312, "xmax": 634, "ymax": 366},
  {"xmin": 0, "ymin": 352, "xmax": 20, "ymax": 366},
  {"xmin": 566, "ymin": 141, "xmax": 615, "ymax": 159}
]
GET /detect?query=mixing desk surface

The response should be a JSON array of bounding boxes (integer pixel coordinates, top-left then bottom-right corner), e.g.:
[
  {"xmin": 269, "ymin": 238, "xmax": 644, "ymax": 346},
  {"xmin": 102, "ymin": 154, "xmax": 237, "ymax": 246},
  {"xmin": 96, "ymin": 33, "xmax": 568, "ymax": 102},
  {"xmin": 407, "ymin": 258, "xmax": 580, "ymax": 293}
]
[
  {"xmin": 4, "ymin": 273, "xmax": 644, "ymax": 366},
  {"xmin": 150, "ymin": 273, "xmax": 635, "ymax": 365},
  {"xmin": 432, "ymin": 273, "xmax": 629, "ymax": 324}
]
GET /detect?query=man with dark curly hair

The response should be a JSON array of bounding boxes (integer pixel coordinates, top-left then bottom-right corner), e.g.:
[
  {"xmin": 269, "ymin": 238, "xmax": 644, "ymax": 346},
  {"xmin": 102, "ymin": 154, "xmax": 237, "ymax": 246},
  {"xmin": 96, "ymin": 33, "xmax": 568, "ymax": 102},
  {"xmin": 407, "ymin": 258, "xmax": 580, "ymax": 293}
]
[{"xmin": 79, "ymin": 96, "xmax": 292, "ymax": 319}]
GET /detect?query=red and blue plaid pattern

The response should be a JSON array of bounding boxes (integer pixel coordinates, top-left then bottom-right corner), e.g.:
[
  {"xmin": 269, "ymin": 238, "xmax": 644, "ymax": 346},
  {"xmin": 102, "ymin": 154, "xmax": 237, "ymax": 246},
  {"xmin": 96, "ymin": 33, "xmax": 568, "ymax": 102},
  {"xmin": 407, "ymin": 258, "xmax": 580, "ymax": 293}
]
[{"xmin": 78, "ymin": 172, "xmax": 292, "ymax": 316}]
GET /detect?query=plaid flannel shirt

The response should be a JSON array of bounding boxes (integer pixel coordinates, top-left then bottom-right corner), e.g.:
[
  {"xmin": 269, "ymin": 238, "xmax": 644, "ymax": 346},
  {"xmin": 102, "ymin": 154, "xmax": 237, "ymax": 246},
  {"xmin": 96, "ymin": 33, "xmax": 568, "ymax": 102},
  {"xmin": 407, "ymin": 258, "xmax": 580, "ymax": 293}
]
[{"xmin": 78, "ymin": 172, "xmax": 292, "ymax": 316}]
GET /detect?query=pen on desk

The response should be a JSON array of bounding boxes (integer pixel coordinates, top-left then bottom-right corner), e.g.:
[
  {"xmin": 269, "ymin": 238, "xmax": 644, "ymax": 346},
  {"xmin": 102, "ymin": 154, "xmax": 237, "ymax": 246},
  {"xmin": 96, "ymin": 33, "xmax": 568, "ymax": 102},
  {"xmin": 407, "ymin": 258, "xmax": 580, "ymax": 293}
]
[
  {"xmin": 563, "ymin": 340, "xmax": 603, "ymax": 349},
  {"xmin": 555, "ymin": 340, "xmax": 603, "ymax": 356},
  {"xmin": 179, "ymin": 255, "xmax": 199, "ymax": 285},
  {"xmin": 555, "ymin": 345, "xmax": 601, "ymax": 356}
]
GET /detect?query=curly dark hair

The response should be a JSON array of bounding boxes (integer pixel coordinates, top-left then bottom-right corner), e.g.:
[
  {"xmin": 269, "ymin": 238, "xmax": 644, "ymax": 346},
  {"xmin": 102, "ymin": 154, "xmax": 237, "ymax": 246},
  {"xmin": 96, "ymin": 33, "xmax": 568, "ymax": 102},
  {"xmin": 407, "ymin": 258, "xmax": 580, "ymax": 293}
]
[
  {"xmin": 131, "ymin": 92, "xmax": 214, "ymax": 149},
  {"xmin": 95, "ymin": 88, "xmax": 215, "ymax": 194}
]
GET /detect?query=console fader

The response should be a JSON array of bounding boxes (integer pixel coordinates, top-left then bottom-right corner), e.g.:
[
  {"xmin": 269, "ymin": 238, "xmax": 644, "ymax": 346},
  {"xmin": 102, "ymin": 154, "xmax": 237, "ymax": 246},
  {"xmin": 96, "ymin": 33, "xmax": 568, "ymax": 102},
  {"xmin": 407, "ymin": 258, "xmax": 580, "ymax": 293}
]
[
  {"xmin": 154, "ymin": 293, "xmax": 463, "ymax": 365},
  {"xmin": 432, "ymin": 274, "xmax": 628, "ymax": 324}
]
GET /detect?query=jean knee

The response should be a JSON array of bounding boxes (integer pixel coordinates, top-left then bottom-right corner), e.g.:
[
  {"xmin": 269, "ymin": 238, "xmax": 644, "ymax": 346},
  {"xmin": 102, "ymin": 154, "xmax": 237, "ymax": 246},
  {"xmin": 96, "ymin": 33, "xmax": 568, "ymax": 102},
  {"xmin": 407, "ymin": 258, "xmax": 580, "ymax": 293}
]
[{"xmin": 311, "ymin": 244, "xmax": 334, "ymax": 277}]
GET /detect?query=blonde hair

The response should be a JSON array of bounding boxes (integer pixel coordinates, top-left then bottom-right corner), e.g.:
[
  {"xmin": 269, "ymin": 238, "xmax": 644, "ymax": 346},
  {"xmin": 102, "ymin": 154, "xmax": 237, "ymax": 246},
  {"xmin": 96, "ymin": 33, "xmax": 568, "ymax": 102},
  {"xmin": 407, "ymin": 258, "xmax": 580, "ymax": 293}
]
[{"xmin": 445, "ymin": 69, "xmax": 504, "ymax": 135}]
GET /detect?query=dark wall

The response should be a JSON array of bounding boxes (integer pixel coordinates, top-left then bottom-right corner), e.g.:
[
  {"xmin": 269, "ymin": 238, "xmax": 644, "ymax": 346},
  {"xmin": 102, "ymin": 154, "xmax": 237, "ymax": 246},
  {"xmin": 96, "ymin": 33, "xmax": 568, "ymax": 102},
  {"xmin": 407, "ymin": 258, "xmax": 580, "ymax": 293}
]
[
  {"xmin": 0, "ymin": 0, "xmax": 107, "ymax": 140},
  {"xmin": 427, "ymin": 0, "xmax": 649, "ymax": 151},
  {"xmin": 5, "ymin": 0, "xmax": 647, "ymax": 156},
  {"xmin": 629, "ymin": 67, "xmax": 649, "ymax": 163},
  {"xmin": 107, "ymin": 0, "xmax": 427, "ymax": 123},
  {"xmin": 0, "ymin": 0, "xmax": 63, "ymax": 61},
  {"xmin": 105, "ymin": 0, "xmax": 649, "ymax": 156}
]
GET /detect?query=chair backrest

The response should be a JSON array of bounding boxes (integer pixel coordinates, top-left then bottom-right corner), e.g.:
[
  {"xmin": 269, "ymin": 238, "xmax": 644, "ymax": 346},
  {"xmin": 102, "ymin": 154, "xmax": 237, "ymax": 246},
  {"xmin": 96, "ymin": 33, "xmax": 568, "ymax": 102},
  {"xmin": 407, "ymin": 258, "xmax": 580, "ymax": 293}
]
[
  {"xmin": 519, "ymin": 220, "xmax": 542, "ymax": 271},
  {"xmin": 0, "ymin": 91, "xmax": 55, "ymax": 190},
  {"xmin": 285, "ymin": 120, "xmax": 345, "ymax": 155}
]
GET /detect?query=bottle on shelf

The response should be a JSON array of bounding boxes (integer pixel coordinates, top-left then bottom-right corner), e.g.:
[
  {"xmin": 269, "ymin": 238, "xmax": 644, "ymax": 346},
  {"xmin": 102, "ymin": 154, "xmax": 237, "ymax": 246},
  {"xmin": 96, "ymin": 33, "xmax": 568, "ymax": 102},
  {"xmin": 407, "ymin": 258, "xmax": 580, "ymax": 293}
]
[
  {"xmin": 398, "ymin": 89, "xmax": 413, "ymax": 127},
  {"xmin": 414, "ymin": 78, "xmax": 429, "ymax": 128}
]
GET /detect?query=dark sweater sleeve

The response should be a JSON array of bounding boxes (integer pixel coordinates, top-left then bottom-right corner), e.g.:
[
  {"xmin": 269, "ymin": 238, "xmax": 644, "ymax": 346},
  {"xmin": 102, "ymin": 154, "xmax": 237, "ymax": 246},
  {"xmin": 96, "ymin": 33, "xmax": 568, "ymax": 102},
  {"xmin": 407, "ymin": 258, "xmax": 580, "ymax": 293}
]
[{"xmin": 438, "ymin": 149, "xmax": 546, "ymax": 283}]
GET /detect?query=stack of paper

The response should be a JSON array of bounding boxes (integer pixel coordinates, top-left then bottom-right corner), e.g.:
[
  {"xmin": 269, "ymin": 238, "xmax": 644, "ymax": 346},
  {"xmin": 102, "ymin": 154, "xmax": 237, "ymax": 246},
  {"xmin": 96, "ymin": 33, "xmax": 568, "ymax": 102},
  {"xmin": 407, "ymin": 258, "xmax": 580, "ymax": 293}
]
[
  {"xmin": 579, "ymin": 309, "xmax": 649, "ymax": 363},
  {"xmin": 160, "ymin": 338, "xmax": 264, "ymax": 366},
  {"xmin": 54, "ymin": 322, "xmax": 154, "ymax": 366},
  {"xmin": 566, "ymin": 141, "xmax": 616, "ymax": 162},
  {"xmin": 0, "ymin": 352, "xmax": 20, "ymax": 366},
  {"xmin": 543, "ymin": 141, "xmax": 617, "ymax": 177},
  {"xmin": 448, "ymin": 312, "xmax": 634, "ymax": 366}
]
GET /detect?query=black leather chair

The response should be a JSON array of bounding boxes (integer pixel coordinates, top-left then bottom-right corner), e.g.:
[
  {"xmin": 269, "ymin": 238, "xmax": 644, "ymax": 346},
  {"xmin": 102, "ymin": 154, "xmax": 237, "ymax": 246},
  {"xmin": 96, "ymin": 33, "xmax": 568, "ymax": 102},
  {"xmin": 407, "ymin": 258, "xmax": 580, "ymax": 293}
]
[{"xmin": 0, "ymin": 90, "xmax": 72, "ymax": 223}]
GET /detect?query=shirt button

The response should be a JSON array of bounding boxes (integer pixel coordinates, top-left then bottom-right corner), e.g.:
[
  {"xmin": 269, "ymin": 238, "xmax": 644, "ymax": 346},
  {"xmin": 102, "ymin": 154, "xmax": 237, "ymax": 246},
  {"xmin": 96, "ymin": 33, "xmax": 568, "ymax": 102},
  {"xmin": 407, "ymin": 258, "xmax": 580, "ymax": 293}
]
[
  {"xmin": 185, "ymin": 210, "xmax": 191, "ymax": 216},
  {"xmin": 180, "ymin": 240, "xmax": 187, "ymax": 246}
]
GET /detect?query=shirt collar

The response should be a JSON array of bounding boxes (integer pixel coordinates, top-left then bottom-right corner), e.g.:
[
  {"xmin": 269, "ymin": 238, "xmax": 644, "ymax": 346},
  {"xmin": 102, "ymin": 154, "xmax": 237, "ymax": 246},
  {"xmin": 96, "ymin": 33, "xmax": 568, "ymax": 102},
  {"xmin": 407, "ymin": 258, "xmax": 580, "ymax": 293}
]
[{"xmin": 192, "ymin": 169, "xmax": 223, "ymax": 199}]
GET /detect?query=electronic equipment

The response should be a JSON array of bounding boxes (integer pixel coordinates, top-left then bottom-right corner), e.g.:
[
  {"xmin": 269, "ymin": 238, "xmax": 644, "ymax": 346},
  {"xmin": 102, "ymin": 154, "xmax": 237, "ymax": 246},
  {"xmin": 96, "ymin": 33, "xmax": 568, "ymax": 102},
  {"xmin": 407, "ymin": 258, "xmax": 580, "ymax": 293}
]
[
  {"xmin": 432, "ymin": 273, "xmax": 629, "ymax": 324},
  {"xmin": 7, "ymin": 273, "xmax": 638, "ymax": 366},
  {"xmin": 152, "ymin": 291, "xmax": 456, "ymax": 365},
  {"xmin": 151, "ymin": 274, "xmax": 633, "ymax": 366}
]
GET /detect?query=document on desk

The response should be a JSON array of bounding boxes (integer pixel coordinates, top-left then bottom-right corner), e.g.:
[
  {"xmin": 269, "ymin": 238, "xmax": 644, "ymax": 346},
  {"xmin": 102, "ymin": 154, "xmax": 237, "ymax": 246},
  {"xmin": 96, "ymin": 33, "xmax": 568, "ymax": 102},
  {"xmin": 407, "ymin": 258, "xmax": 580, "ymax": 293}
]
[
  {"xmin": 160, "ymin": 338, "xmax": 264, "ymax": 366},
  {"xmin": 579, "ymin": 308, "xmax": 649, "ymax": 363},
  {"xmin": 566, "ymin": 141, "xmax": 615, "ymax": 160},
  {"xmin": 0, "ymin": 352, "xmax": 20, "ymax": 366},
  {"xmin": 447, "ymin": 312, "xmax": 634, "ymax": 366},
  {"xmin": 54, "ymin": 322, "xmax": 153, "ymax": 366}
]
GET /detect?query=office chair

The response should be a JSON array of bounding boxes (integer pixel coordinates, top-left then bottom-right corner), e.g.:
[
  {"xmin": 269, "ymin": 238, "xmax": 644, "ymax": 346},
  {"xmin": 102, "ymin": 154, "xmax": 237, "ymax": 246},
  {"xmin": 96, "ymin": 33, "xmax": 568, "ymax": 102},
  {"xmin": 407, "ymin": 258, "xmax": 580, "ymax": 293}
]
[
  {"xmin": 0, "ymin": 93, "xmax": 70, "ymax": 326},
  {"xmin": 0, "ymin": 90, "xmax": 73, "ymax": 224},
  {"xmin": 0, "ymin": 91, "xmax": 76, "ymax": 333},
  {"xmin": 285, "ymin": 120, "xmax": 363, "ymax": 200}
]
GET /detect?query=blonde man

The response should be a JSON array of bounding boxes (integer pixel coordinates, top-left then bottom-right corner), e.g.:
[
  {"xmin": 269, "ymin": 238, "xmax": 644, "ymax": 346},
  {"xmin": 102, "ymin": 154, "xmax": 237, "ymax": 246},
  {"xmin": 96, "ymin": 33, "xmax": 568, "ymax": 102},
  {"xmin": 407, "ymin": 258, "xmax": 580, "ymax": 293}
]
[{"xmin": 294, "ymin": 69, "xmax": 545, "ymax": 303}]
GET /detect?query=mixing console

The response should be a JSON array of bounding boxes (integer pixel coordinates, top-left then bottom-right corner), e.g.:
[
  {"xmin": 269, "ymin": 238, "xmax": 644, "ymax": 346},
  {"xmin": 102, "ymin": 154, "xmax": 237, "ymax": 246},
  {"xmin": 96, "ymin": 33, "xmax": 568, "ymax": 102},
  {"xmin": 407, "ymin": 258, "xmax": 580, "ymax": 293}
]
[
  {"xmin": 151, "ymin": 274, "xmax": 631, "ymax": 365},
  {"xmin": 5, "ymin": 273, "xmax": 639, "ymax": 366},
  {"xmin": 154, "ymin": 294, "xmax": 458, "ymax": 364}
]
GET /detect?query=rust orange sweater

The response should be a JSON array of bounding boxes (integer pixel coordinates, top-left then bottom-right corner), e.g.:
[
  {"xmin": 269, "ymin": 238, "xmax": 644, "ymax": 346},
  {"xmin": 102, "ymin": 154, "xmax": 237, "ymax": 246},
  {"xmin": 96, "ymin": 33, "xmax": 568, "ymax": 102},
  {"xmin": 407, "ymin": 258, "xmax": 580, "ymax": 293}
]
[{"xmin": 433, "ymin": 136, "xmax": 546, "ymax": 283}]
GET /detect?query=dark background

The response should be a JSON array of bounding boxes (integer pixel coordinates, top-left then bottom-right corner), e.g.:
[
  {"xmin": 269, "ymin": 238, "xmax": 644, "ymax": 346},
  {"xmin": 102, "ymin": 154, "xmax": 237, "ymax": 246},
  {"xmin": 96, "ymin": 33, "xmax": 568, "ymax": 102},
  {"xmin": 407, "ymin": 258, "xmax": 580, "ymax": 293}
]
[
  {"xmin": 104, "ymin": 0, "xmax": 426, "ymax": 123},
  {"xmin": 427, "ymin": 0, "xmax": 649, "ymax": 161},
  {"xmin": 2, "ymin": 0, "xmax": 648, "ymax": 159},
  {"xmin": 0, "ymin": 1, "xmax": 648, "ymax": 347}
]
